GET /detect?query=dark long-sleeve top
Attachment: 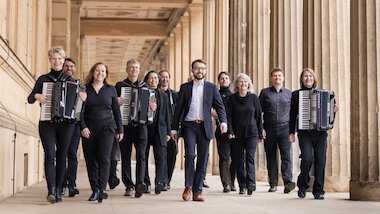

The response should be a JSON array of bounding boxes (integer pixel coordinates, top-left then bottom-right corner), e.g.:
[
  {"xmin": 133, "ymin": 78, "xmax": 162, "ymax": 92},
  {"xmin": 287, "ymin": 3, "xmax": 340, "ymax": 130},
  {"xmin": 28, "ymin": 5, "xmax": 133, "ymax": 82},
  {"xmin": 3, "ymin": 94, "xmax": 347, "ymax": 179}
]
[
  {"xmin": 80, "ymin": 83, "xmax": 123, "ymax": 134},
  {"xmin": 259, "ymin": 86, "xmax": 291, "ymax": 129},
  {"xmin": 226, "ymin": 92, "xmax": 263, "ymax": 139},
  {"xmin": 27, "ymin": 69, "xmax": 73, "ymax": 104},
  {"xmin": 162, "ymin": 88, "xmax": 178, "ymax": 122},
  {"xmin": 149, "ymin": 89, "xmax": 171, "ymax": 146},
  {"xmin": 216, "ymin": 86, "xmax": 233, "ymax": 128}
]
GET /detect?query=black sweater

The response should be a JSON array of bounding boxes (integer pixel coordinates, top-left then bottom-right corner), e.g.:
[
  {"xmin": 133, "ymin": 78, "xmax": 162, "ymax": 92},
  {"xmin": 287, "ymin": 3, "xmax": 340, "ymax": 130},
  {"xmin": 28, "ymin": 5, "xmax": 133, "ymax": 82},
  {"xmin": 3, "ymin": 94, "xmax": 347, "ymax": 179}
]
[
  {"xmin": 27, "ymin": 69, "xmax": 73, "ymax": 104},
  {"xmin": 226, "ymin": 92, "xmax": 263, "ymax": 139},
  {"xmin": 80, "ymin": 83, "xmax": 123, "ymax": 134}
]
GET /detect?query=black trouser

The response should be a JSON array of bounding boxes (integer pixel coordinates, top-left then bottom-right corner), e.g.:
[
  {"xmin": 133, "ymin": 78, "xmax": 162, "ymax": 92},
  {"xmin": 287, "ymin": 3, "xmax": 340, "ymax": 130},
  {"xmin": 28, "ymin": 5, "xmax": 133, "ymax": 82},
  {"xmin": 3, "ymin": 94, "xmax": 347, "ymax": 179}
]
[
  {"xmin": 109, "ymin": 136, "xmax": 120, "ymax": 182},
  {"xmin": 230, "ymin": 142, "xmax": 238, "ymax": 187},
  {"xmin": 82, "ymin": 119, "xmax": 115, "ymax": 192},
  {"xmin": 231, "ymin": 137, "xmax": 258, "ymax": 189},
  {"xmin": 63, "ymin": 123, "xmax": 81, "ymax": 188},
  {"xmin": 39, "ymin": 121, "xmax": 75, "ymax": 191},
  {"xmin": 166, "ymin": 138, "xmax": 177, "ymax": 185},
  {"xmin": 297, "ymin": 130, "xmax": 327, "ymax": 196},
  {"xmin": 264, "ymin": 124, "xmax": 292, "ymax": 187},
  {"xmin": 120, "ymin": 125, "xmax": 148, "ymax": 189},
  {"xmin": 215, "ymin": 130, "xmax": 231, "ymax": 187},
  {"xmin": 144, "ymin": 127, "xmax": 167, "ymax": 186}
]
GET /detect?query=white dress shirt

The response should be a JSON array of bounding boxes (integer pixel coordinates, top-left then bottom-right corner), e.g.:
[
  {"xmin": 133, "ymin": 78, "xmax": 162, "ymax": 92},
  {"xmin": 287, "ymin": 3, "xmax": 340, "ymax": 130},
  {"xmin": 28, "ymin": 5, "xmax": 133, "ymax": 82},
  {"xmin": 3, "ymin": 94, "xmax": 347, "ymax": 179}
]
[{"xmin": 185, "ymin": 80, "xmax": 204, "ymax": 121}]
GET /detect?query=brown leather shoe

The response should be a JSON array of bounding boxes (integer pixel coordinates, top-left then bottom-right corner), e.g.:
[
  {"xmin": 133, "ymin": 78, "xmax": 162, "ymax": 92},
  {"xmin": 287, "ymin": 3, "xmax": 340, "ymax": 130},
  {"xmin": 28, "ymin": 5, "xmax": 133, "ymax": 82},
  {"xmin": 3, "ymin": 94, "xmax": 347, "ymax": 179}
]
[
  {"xmin": 182, "ymin": 186, "xmax": 192, "ymax": 201},
  {"xmin": 193, "ymin": 192, "xmax": 204, "ymax": 202},
  {"xmin": 124, "ymin": 187, "xmax": 134, "ymax": 196}
]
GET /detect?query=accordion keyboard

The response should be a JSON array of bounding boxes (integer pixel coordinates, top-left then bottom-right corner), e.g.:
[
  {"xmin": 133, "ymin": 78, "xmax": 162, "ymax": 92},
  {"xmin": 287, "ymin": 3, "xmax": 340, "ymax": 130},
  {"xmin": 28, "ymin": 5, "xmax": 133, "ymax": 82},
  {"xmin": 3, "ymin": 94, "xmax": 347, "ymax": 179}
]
[
  {"xmin": 40, "ymin": 82, "xmax": 54, "ymax": 121},
  {"xmin": 121, "ymin": 87, "xmax": 133, "ymax": 125}
]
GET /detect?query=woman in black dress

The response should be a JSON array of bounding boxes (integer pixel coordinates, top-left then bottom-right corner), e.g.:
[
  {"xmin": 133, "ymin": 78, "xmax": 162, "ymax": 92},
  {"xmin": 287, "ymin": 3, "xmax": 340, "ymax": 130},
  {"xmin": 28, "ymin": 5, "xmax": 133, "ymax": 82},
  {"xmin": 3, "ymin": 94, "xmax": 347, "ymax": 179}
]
[
  {"xmin": 226, "ymin": 73, "xmax": 263, "ymax": 196},
  {"xmin": 28, "ymin": 47, "xmax": 85, "ymax": 203},
  {"xmin": 80, "ymin": 62, "xmax": 124, "ymax": 203},
  {"xmin": 289, "ymin": 68, "xmax": 338, "ymax": 200},
  {"xmin": 143, "ymin": 70, "xmax": 171, "ymax": 194}
]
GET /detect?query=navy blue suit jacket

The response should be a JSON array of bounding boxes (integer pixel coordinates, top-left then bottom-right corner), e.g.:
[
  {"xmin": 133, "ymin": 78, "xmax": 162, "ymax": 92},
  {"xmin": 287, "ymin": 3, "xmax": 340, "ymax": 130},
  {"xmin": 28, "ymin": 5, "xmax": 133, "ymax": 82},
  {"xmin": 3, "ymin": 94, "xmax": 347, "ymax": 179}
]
[{"xmin": 171, "ymin": 80, "xmax": 227, "ymax": 140}]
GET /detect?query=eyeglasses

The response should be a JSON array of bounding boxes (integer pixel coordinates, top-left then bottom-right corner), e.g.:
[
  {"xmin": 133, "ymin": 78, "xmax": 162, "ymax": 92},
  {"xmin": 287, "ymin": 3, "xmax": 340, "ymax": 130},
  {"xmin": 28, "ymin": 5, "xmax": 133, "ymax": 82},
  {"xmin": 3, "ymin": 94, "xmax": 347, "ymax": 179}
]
[
  {"xmin": 127, "ymin": 66, "xmax": 139, "ymax": 69},
  {"xmin": 193, "ymin": 67, "xmax": 206, "ymax": 71},
  {"xmin": 64, "ymin": 65, "xmax": 75, "ymax": 68}
]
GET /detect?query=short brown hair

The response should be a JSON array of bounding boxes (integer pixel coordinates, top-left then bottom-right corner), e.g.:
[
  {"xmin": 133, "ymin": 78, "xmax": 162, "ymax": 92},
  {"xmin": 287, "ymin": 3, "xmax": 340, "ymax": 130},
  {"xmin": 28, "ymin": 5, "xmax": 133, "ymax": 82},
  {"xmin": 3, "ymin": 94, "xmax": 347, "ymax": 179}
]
[
  {"xmin": 218, "ymin": 71, "xmax": 230, "ymax": 80},
  {"xmin": 191, "ymin": 59, "xmax": 206, "ymax": 69},
  {"xmin": 270, "ymin": 67, "xmax": 284, "ymax": 76},
  {"xmin": 300, "ymin": 68, "xmax": 318, "ymax": 88},
  {"xmin": 83, "ymin": 62, "xmax": 109, "ymax": 85}
]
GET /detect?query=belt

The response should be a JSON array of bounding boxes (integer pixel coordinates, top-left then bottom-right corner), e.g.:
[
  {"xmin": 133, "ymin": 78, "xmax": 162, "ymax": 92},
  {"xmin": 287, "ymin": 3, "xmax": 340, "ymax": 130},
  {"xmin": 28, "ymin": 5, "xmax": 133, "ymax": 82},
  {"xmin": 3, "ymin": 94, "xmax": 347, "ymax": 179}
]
[
  {"xmin": 189, "ymin": 120, "xmax": 204, "ymax": 123},
  {"xmin": 276, "ymin": 122, "xmax": 288, "ymax": 127}
]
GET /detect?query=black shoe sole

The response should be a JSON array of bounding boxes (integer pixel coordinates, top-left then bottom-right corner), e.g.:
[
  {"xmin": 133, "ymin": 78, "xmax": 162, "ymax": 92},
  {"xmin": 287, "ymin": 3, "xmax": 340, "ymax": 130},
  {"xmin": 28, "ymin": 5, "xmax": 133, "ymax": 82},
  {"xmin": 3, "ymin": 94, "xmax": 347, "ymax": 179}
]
[
  {"xmin": 284, "ymin": 182, "xmax": 296, "ymax": 193},
  {"xmin": 155, "ymin": 184, "xmax": 164, "ymax": 194},
  {"xmin": 98, "ymin": 192, "xmax": 108, "ymax": 203},
  {"xmin": 47, "ymin": 195, "xmax": 56, "ymax": 203},
  {"xmin": 135, "ymin": 184, "xmax": 147, "ymax": 198}
]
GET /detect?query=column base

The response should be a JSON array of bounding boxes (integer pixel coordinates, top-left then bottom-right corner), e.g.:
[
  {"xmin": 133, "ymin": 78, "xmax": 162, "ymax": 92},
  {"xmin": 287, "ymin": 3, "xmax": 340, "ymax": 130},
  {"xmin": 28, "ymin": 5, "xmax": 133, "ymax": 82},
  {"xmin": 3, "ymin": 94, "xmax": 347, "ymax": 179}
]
[{"xmin": 350, "ymin": 180, "xmax": 380, "ymax": 201}]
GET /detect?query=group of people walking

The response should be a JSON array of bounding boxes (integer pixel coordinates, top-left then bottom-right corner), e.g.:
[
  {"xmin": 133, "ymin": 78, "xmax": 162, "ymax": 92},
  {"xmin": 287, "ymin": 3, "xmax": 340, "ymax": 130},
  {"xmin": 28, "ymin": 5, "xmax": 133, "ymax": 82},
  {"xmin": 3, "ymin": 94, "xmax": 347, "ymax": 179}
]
[{"xmin": 28, "ymin": 47, "xmax": 338, "ymax": 204}]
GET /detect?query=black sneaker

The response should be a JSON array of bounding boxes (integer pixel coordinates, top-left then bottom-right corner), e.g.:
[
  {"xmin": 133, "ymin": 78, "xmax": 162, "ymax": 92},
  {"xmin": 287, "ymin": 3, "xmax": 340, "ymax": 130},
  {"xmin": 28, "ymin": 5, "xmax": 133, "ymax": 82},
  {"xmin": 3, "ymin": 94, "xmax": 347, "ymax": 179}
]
[
  {"xmin": 268, "ymin": 186, "xmax": 277, "ymax": 192},
  {"xmin": 155, "ymin": 183, "xmax": 164, "ymax": 194},
  {"xmin": 314, "ymin": 194, "xmax": 325, "ymax": 200},
  {"xmin": 298, "ymin": 190, "xmax": 306, "ymax": 198},
  {"xmin": 68, "ymin": 186, "xmax": 80, "ymax": 197},
  {"xmin": 239, "ymin": 188, "xmax": 247, "ymax": 195},
  {"xmin": 284, "ymin": 182, "xmax": 296, "ymax": 193},
  {"xmin": 247, "ymin": 185, "xmax": 256, "ymax": 195},
  {"xmin": 135, "ymin": 184, "xmax": 147, "ymax": 198},
  {"xmin": 109, "ymin": 177, "xmax": 120, "ymax": 190}
]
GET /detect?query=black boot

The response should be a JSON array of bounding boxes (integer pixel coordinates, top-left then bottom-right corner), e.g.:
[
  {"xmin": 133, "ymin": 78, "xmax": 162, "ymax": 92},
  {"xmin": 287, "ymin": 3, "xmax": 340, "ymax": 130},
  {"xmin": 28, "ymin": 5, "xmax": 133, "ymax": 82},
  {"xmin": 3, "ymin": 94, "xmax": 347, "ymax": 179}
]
[
  {"xmin": 47, "ymin": 186, "xmax": 56, "ymax": 203},
  {"xmin": 55, "ymin": 188, "xmax": 62, "ymax": 203},
  {"xmin": 98, "ymin": 190, "xmax": 108, "ymax": 203},
  {"xmin": 88, "ymin": 190, "xmax": 99, "ymax": 201}
]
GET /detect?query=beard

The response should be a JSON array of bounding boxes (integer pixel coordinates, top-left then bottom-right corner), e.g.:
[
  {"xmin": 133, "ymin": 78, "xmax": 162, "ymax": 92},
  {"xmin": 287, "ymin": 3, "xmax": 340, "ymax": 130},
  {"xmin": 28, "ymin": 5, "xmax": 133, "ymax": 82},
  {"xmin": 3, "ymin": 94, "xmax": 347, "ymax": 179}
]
[{"xmin": 194, "ymin": 73, "xmax": 204, "ymax": 80}]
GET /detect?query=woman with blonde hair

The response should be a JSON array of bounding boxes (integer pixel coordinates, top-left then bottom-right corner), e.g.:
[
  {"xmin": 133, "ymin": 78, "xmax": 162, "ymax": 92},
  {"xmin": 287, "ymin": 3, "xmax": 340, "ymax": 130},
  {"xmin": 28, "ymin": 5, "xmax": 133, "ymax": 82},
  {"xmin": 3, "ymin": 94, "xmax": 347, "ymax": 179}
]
[
  {"xmin": 28, "ymin": 47, "xmax": 82, "ymax": 203},
  {"xmin": 80, "ymin": 62, "xmax": 124, "ymax": 203},
  {"xmin": 226, "ymin": 73, "xmax": 263, "ymax": 196},
  {"xmin": 289, "ymin": 68, "xmax": 338, "ymax": 200}
]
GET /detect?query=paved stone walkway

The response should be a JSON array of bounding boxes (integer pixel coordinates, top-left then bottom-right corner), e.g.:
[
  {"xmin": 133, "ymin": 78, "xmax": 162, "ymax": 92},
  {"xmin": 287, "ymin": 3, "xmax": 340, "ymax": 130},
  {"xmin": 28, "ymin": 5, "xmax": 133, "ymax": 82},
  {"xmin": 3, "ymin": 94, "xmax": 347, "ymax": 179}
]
[{"xmin": 0, "ymin": 161, "xmax": 379, "ymax": 214}]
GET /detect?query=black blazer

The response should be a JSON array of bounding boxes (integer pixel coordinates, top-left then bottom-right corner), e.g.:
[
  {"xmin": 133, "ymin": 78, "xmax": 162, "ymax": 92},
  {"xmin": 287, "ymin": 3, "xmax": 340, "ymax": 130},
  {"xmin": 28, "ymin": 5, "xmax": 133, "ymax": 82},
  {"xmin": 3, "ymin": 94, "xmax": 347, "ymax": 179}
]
[
  {"xmin": 155, "ymin": 90, "xmax": 171, "ymax": 146},
  {"xmin": 171, "ymin": 80, "xmax": 227, "ymax": 140}
]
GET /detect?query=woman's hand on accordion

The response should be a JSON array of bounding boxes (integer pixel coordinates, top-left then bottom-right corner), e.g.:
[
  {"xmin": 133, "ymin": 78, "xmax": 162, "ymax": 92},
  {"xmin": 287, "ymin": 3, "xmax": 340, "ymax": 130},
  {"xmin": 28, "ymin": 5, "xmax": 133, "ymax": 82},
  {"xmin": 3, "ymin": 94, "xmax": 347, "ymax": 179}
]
[
  {"xmin": 117, "ymin": 133, "xmax": 124, "ymax": 142},
  {"xmin": 35, "ymin": 93, "xmax": 47, "ymax": 104},
  {"xmin": 118, "ymin": 97, "xmax": 124, "ymax": 106},
  {"xmin": 79, "ymin": 91, "xmax": 87, "ymax": 101},
  {"xmin": 149, "ymin": 102, "xmax": 157, "ymax": 112},
  {"xmin": 81, "ymin": 128, "xmax": 90, "ymax": 139},
  {"xmin": 334, "ymin": 104, "xmax": 339, "ymax": 113}
]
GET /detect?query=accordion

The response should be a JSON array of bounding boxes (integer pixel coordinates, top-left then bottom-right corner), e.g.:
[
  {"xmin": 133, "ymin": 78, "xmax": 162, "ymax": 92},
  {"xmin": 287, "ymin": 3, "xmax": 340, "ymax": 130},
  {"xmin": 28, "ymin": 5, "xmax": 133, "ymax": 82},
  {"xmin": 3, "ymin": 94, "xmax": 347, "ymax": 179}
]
[
  {"xmin": 120, "ymin": 86, "xmax": 156, "ymax": 126},
  {"xmin": 298, "ymin": 89, "xmax": 335, "ymax": 131},
  {"xmin": 40, "ymin": 81, "xmax": 83, "ymax": 122}
]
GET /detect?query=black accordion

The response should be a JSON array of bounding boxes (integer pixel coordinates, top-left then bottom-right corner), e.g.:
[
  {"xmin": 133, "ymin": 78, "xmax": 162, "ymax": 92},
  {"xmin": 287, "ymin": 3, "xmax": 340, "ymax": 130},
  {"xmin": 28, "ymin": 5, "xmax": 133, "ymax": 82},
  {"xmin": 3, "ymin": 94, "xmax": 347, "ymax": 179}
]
[
  {"xmin": 120, "ymin": 86, "xmax": 156, "ymax": 126},
  {"xmin": 40, "ymin": 81, "xmax": 83, "ymax": 122},
  {"xmin": 298, "ymin": 89, "xmax": 335, "ymax": 131}
]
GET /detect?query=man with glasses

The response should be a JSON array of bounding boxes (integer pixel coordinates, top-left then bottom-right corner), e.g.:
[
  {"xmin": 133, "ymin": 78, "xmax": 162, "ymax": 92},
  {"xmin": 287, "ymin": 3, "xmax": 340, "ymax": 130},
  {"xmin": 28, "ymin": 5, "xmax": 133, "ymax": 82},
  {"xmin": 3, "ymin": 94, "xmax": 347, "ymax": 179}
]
[
  {"xmin": 115, "ymin": 59, "xmax": 153, "ymax": 198},
  {"xmin": 171, "ymin": 59, "xmax": 227, "ymax": 202}
]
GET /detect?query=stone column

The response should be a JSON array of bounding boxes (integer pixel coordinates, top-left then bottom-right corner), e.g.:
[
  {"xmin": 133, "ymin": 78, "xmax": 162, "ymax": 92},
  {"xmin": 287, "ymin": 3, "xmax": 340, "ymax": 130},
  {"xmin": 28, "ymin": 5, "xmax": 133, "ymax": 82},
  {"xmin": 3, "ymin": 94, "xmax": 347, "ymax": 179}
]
[
  {"xmin": 246, "ymin": 0, "xmax": 271, "ymax": 181},
  {"xmin": 350, "ymin": 0, "xmax": 380, "ymax": 201},
  {"xmin": 214, "ymin": 0, "xmax": 229, "ymax": 75},
  {"xmin": 270, "ymin": 0, "xmax": 303, "ymax": 181},
  {"xmin": 51, "ymin": 0, "xmax": 71, "ymax": 52},
  {"xmin": 180, "ymin": 15, "xmax": 190, "ymax": 84},
  {"xmin": 303, "ymin": 0, "xmax": 351, "ymax": 192},
  {"xmin": 70, "ymin": 0, "xmax": 81, "ymax": 79},
  {"xmin": 188, "ymin": 3, "xmax": 203, "ymax": 63},
  {"xmin": 173, "ymin": 24, "xmax": 182, "ymax": 90},
  {"xmin": 167, "ymin": 35, "xmax": 175, "ymax": 89},
  {"xmin": 202, "ymin": 0, "xmax": 217, "ymax": 174}
]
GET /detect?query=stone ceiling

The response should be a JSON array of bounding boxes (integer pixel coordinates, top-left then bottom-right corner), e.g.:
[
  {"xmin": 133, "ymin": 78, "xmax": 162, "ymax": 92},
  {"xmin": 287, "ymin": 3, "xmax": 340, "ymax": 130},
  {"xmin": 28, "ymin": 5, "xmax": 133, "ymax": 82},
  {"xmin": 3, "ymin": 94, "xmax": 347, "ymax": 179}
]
[{"xmin": 80, "ymin": 0, "xmax": 188, "ymax": 84}]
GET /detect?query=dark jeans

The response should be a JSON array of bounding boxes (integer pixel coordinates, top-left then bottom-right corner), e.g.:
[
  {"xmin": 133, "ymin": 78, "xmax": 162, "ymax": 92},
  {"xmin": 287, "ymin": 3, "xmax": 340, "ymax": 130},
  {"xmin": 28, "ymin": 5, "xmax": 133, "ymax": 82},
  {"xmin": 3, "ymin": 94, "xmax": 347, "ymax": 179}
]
[
  {"xmin": 63, "ymin": 123, "xmax": 81, "ymax": 188},
  {"xmin": 264, "ymin": 124, "xmax": 292, "ymax": 187},
  {"xmin": 39, "ymin": 121, "xmax": 75, "ymax": 190},
  {"xmin": 215, "ymin": 130, "xmax": 231, "ymax": 187},
  {"xmin": 120, "ymin": 125, "xmax": 148, "ymax": 189},
  {"xmin": 144, "ymin": 127, "xmax": 167, "ymax": 186},
  {"xmin": 109, "ymin": 136, "xmax": 120, "ymax": 182},
  {"xmin": 182, "ymin": 121, "xmax": 210, "ymax": 194},
  {"xmin": 232, "ymin": 137, "xmax": 258, "ymax": 189},
  {"xmin": 166, "ymin": 138, "xmax": 178, "ymax": 185},
  {"xmin": 82, "ymin": 119, "xmax": 115, "ymax": 192},
  {"xmin": 297, "ymin": 130, "xmax": 327, "ymax": 196}
]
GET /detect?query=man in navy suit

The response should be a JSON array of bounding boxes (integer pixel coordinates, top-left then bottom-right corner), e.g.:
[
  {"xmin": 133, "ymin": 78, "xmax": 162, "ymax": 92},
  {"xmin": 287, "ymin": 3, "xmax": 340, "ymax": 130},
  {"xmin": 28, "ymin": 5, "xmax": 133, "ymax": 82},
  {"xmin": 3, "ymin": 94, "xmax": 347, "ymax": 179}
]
[{"xmin": 171, "ymin": 59, "xmax": 228, "ymax": 202}]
